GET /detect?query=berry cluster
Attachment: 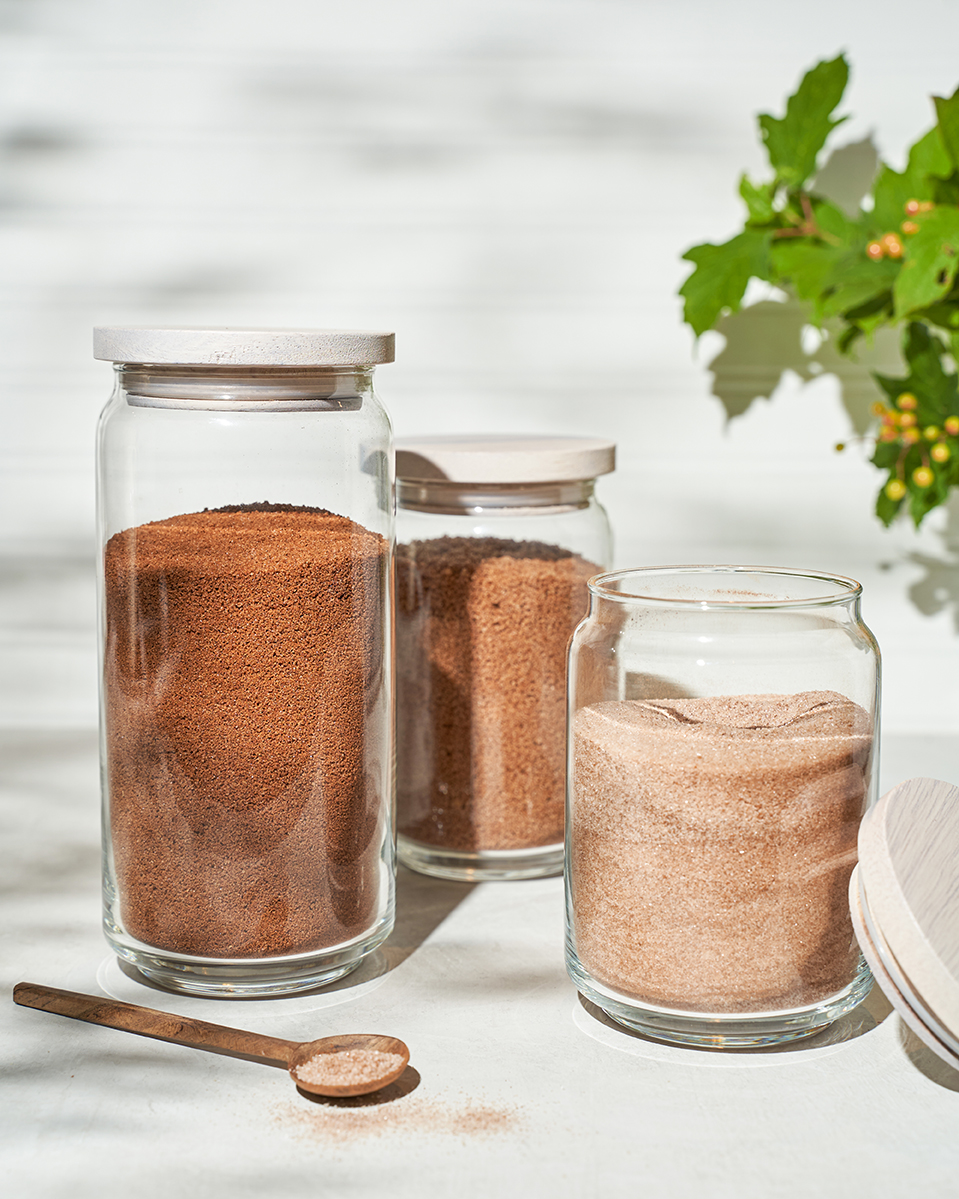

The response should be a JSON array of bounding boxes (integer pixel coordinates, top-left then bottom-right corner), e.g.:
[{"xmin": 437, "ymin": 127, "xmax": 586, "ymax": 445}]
[
  {"xmin": 870, "ymin": 392, "xmax": 959, "ymax": 501},
  {"xmin": 866, "ymin": 200, "xmax": 934, "ymax": 261}
]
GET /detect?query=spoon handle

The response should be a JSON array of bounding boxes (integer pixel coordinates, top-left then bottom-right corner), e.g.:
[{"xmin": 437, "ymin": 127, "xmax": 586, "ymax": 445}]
[{"xmin": 13, "ymin": 981, "xmax": 298, "ymax": 1066}]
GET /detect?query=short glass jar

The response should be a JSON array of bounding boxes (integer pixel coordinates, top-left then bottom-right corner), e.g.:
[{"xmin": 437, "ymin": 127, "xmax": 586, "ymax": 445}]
[
  {"xmin": 566, "ymin": 566, "xmax": 880, "ymax": 1047},
  {"xmin": 395, "ymin": 435, "xmax": 614, "ymax": 881},
  {"xmin": 94, "ymin": 326, "xmax": 395, "ymax": 997}
]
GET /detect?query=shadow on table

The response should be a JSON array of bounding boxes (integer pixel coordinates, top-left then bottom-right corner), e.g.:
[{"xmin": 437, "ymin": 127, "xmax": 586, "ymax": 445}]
[
  {"xmin": 578, "ymin": 982, "xmax": 894, "ymax": 1057},
  {"xmin": 381, "ymin": 865, "xmax": 476, "ymax": 972},
  {"xmin": 897, "ymin": 1024, "xmax": 959, "ymax": 1092},
  {"xmin": 116, "ymin": 866, "xmax": 474, "ymax": 1002}
]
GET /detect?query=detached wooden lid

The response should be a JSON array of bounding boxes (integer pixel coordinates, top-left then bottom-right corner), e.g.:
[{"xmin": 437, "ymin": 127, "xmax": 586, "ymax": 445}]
[{"xmin": 851, "ymin": 777, "xmax": 959, "ymax": 1069}]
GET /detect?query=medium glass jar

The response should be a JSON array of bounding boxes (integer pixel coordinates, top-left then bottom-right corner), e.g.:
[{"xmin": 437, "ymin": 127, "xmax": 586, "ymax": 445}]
[
  {"xmin": 395, "ymin": 435, "xmax": 614, "ymax": 881},
  {"xmin": 566, "ymin": 566, "xmax": 880, "ymax": 1047},
  {"xmin": 94, "ymin": 326, "xmax": 395, "ymax": 997}
]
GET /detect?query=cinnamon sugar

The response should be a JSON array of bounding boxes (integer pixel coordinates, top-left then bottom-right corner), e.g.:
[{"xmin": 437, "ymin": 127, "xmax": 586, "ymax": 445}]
[
  {"xmin": 279, "ymin": 1094, "xmax": 518, "ymax": 1142},
  {"xmin": 103, "ymin": 503, "xmax": 389, "ymax": 959},
  {"xmin": 570, "ymin": 691, "xmax": 873, "ymax": 1012},
  {"xmin": 396, "ymin": 535, "xmax": 596, "ymax": 853},
  {"xmin": 295, "ymin": 1050, "xmax": 405, "ymax": 1088}
]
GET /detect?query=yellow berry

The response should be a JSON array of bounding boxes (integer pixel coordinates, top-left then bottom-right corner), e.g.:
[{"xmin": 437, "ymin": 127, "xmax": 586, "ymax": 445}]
[
  {"xmin": 901, "ymin": 220, "xmax": 920, "ymax": 235},
  {"xmin": 913, "ymin": 466, "xmax": 934, "ymax": 488},
  {"xmin": 903, "ymin": 428, "xmax": 922, "ymax": 444},
  {"xmin": 932, "ymin": 442, "xmax": 951, "ymax": 463},
  {"xmin": 918, "ymin": 201, "xmax": 935, "ymax": 213},
  {"xmin": 898, "ymin": 393, "xmax": 918, "ymax": 410},
  {"xmin": 871, "ymin": 401, "xmax": 887, "ymax": 417},
  {"xmin": 881, "ymin": 233, "xmax": 904, "ymax": 258},
  {"xmin": 885, "ymin": 478, "xmax": 907, "ymax": 500},
  {"xmin": 905, "ymin": 199, "xmax": 921, "ymax": 216},
  {"xmin": 878, "ymin": 427, "xmax": 899, "ymax": 442},
  {"xmin": 945, "ymin": 416, "xmax": 959, "ymax": 435},
  {"xmin": 866, "ymin": 241, "xmax": 885, "ymax": 260},
  {"xmin": 924, "ymin": 425, "xmax": 940, "ymax": 439},
  {"xmin": 899, "ymin": 411, "xmax": 917, "ymax": 428}
]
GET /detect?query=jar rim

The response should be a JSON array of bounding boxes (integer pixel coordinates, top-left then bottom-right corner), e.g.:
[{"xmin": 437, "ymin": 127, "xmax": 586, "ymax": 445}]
[{"xmin": 588, "ymin": 565, "xmax": 862, "ymax": 609}]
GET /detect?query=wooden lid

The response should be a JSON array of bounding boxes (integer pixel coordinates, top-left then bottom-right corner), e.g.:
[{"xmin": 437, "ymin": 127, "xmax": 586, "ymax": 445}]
[
  {"xmin": 853, "ymin": 777, "xmax": 959, "ymax": 1069},
  {"xmin": 93, "ymin": 326, "xmax": 395, "ymax": 366},
  {"xmin": 395, "ymin": 434, "xmax": 615, "ymax": 484}
]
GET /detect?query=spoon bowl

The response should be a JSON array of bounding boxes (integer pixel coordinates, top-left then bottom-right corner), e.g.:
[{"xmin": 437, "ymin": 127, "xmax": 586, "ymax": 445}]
[
  {"xmin": 288, "ymin": 1033, "xmax": 410, "ymax": 1096},
  {"xmin": 14, "ymin": 981, "xmax": 410, "ymax": 1098}
]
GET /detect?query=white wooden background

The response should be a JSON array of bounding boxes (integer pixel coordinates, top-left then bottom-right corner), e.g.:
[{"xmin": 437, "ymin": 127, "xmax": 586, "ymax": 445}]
[{"xmin": 2, "ymin": 0, "xmax": 959, "ymax": 737}]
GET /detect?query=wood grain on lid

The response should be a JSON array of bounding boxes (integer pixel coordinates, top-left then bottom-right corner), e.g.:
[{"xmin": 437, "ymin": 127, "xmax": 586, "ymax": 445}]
[
  {"xmin": 857, "ymin": 777, "xmax": 959, "ymax": 1041},
  {"xmin": 849, "ymin": 868, "xmax": 959, "ymax": 1070}
]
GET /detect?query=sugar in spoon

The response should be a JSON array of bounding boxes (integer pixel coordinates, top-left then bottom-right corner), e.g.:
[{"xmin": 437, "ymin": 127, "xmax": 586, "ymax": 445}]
[{"xmin": 13, "ymin": 981, "xmax": 410, "ymax": 1097}]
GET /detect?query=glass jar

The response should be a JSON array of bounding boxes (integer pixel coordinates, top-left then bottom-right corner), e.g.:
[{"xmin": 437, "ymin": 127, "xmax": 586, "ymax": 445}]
[
  {"xmin": 566, "ymin": 566, "xmax": 880, "ymax": 1047},
  {"xmin": 395, "ymin": 435, "xmax": 614, "ymax": 881},
  {"xmin": 94, "ymin": 326, "xmax": 395, "ymax": 997}
]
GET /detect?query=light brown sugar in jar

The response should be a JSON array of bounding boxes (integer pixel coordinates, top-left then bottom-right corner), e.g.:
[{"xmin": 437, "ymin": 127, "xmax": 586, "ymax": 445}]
[{"xmin": 570, "ymin": 691, "xmax": 873, "ymax": 1012}]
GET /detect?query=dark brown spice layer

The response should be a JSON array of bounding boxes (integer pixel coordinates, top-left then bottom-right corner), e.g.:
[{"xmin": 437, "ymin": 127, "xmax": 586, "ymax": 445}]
[
  {"xmin": 396, "ymin": 535, "xmax": 597, "ymax": 853},
  {"xmin": 104, "ymin": 504, "xmax": 389, "ymax": 959}
]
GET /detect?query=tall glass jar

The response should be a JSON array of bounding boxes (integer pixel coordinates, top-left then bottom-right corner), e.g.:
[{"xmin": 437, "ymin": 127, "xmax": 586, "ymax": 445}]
[
  {"xmin": 395, "ymin": 435, "xmax": 614, "ymax": 881},
  {"xmin": 94, "ymin": 326, "xmax": 395, "ymax": 997},
  {"xmin": 566, "ymin": 566, "xmax": 880, "ymax": 1047}
]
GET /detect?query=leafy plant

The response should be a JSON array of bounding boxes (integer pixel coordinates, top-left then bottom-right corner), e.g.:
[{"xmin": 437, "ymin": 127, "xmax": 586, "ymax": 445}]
[{"xmin": 680, "ymin": 54, "xmax": 959, "ymax": 527}]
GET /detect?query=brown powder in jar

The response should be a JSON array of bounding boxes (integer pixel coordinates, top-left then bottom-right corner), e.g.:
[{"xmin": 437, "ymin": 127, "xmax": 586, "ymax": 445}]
[
  {"xmin": 570, "ymin": 691, "xmax": 873, "ymax": 1012},
  {"xmin": 395, "ymin": 536, "xmax": 598, "ymax": 853},
  {"xmin": 103, "ymin": 503, "xmax": 389, "ymax": 959},
  {"xmin": 294, "ymin": 1050, "xmax": 406, "ymax": 1088}
]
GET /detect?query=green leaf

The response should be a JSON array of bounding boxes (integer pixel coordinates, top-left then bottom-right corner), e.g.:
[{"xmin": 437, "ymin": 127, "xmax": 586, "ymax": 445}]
[
  {"xmin": 758, "ymin": 55, "xmax": 849, "ymax": 188},
  {"xmin": 838, "ymin": 324, "xmax": 864, "ymax": 354},
  {"xmin": 680, "ymin": 231, "xmax": 771, "ymax": 336},
  {"xmin": 814, "ymin": 198, "xmax": 857, "ymax": 241},
  {"xmin": 919, "ymin": 300, "xmax": 959, "ymax": 330},
  {"xmin": 818, "ymin": 253, "xmax": 899, "ymax": 320},
  {"xmin": 873, "ymin": 322, "xmax": 959, "ymax": 417},
  {"xmin": 909, "ymin": 470, "xmax": 950, "ymax": 526},
  {"xmin": 739, "ymin": 174, "xmax": 776, "ymax": 225},
  {"xmin": 871, "ymin": 440, "xmax": 901, "ymax": 470},
  {"xmin": 893, "ymin": 206, "xmax": 959, "ymax": 318},
  {"xmin": 934, "ymin": 87, "xmax": 959, "ymax": 170},
  {"xmin": 875, "ymin": 484, "xmax": 903, "ymax": 527},
  {"xmin": 871, "ymin": 128, "xmax": 952, "ymax": 230},
  {"xmin": 933, "ymin": 170, "xmax": 959, "ymax": 207},
  {"xmin": 769, "ymin": 239, "xmax": 842, "ymax": 302},
  {"xmin": 845, "ymin": 299, "xmax": 895, "ymax": 342}
]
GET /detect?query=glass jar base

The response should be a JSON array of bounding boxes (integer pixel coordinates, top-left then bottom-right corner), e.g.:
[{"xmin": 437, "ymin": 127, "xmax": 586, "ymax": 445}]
[
  {"xmin": 105, "ymin": 922, "xmax": 391, "ymax": 999},
  {"xmin": 397, "ymin": 834, "xmax": 563, "ymax": 881},
  {"xmin": 568, "ymin": 953, "xmax": 874, "ymax": 1049}
]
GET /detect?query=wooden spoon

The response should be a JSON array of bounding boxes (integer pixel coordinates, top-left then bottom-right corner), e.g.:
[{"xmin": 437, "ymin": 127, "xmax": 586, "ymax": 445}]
[{"xmin": 13, "ymin": 981, "xmax": 410, "ymax": 1097}]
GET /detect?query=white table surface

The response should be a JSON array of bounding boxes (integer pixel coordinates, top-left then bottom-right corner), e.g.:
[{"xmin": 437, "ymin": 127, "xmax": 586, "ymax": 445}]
[{"xmin": 3, "ymin": 729, "xmax": 958, "ymax": 1199}]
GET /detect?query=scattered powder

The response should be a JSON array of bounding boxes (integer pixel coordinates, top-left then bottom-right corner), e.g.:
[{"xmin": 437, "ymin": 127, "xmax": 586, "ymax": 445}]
[
  {"xmin": 396, "ymin": 535, "xmax": 597, "ymax": 853},
  {"xmin": 570, "ymin": 691, "xmax": 873, "ymax": 1012},
  {"xmin": 295, "ymin": 1050, "xmax": 406, "ymax": 1088},
  {"xmin": 103, "ymin": 503, "xmax": 389, "ymax": 959},
  {"xmin": 278, "ymin": 1094, "xmax": 519, "ymax": 1143}
]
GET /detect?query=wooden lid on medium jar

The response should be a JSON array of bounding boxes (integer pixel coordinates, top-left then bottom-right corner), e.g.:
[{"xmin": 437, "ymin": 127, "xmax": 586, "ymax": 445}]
[
  {"xmin": 395, "ymin": 434, "xmax": 615, "ymax": 485},
  {"xmin": 850, "ymin": 776, "xmax": 959, "ymax": 1070}
]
